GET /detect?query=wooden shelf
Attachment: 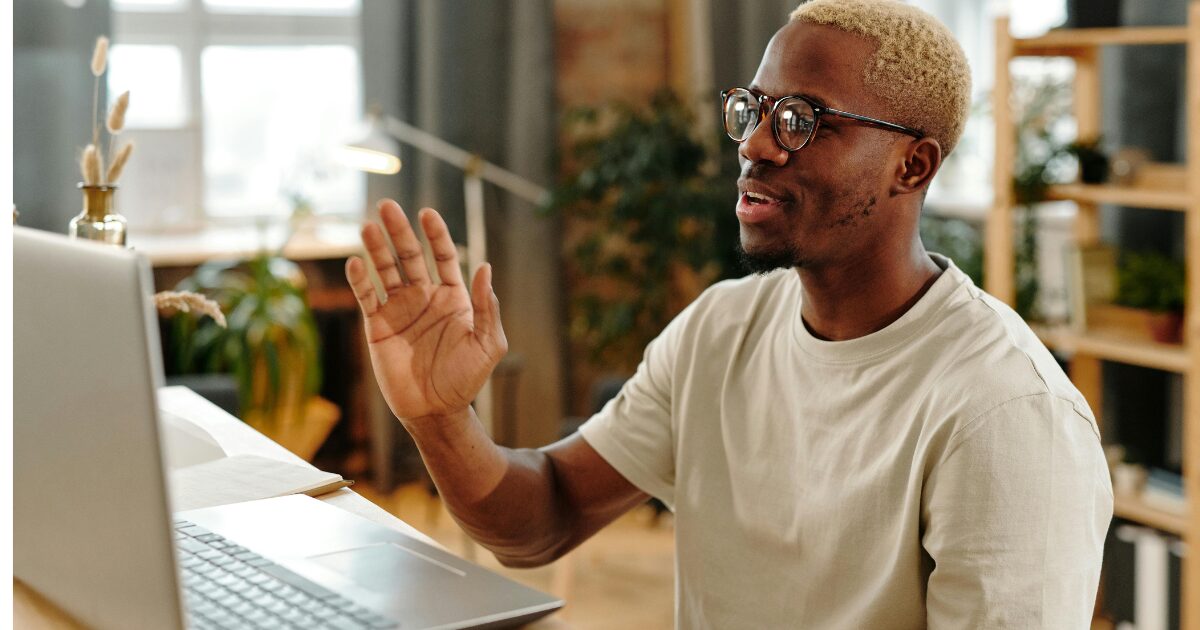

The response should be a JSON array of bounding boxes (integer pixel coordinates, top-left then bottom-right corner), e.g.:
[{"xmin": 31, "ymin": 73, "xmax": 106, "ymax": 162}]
[
  {"xmin": 1045, "ymin": 183, "xmax": 1192, "ymax": 211},
  {"xmin": 1033, "ymin": 325, "xmax": 1190, "ymax": 373},
  {"xmin": 1014, "ymin": 26, "xmax": 1189, "ymax": 56},
  {"xmin": 1114, "ymin": 492, "xmax": 1189, "ymax": 536}
]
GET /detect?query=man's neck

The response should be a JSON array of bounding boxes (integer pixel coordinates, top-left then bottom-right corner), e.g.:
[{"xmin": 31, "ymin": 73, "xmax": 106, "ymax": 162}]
[{"xmin": 796, "ymin": 241, "xmax": 943, "ymax": 342}]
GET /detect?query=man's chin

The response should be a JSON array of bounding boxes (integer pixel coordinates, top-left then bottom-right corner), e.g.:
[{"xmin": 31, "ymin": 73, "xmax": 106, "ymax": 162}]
[{"xmin": 736, "ymin": 241, "xmax": 803, "ymax": 275}]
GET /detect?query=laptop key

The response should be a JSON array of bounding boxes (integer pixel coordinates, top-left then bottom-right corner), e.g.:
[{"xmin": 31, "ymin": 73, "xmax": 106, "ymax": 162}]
[
  {"xmin": 177, "ymin": 524, "xmax": 211, "ymax": 537},
  {"xmin": 177, "ymin": 537, "xmax": 210, "ymax": 554}
]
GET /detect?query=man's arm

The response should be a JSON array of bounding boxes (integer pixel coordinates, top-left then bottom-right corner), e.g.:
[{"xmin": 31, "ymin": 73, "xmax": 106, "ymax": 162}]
[
  {"xmin": 404, "ymin": 409, "xmax": 648, "ymax": 567},
  {"xmin": 346, "ymin": 200, "xmax": 646, "ymax": 567},
  {"xmin": 922, "ymin": 393, "xmax": 1113, "ymax": 629}
]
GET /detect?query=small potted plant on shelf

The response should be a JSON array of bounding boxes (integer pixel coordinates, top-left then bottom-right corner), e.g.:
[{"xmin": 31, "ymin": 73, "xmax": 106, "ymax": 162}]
[
  {"xmin": 1114, "ymin": 250, "xmax": 1186, "ymax": 344},
  {"xmin": 1064, "ymin": 137, "xmax": 1110, "ymax": 184}
]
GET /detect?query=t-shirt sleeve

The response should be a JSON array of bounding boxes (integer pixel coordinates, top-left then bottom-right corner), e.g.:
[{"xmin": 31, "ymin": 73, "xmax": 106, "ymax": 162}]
[
  {"xmin": 578, "ymin": 303, "xmax": 695, "ymax": 511},
  {"xmin": 922, "ymin": 392, "xmax": 1113, "ymax": 629}
]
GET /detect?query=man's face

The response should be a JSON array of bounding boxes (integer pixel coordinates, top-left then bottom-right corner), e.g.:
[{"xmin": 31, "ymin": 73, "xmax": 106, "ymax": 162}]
[{"xmin": 735, "ymin": 22, "xmax": 909, "ymax": 273}]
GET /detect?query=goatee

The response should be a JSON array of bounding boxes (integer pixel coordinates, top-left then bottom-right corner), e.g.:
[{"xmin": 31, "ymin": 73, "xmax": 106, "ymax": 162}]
[{"xmin": 736, "ymin": 241, "xmax": 803, "ymax": 275}]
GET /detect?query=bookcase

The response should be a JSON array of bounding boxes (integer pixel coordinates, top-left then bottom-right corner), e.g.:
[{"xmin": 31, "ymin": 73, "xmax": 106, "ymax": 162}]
[{"xmin": 985, "ymin": 4, "xmax": 1200, "ymax": 628}]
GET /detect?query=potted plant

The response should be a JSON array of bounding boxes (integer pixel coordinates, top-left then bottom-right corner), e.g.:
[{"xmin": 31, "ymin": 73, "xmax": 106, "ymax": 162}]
[
  {"xmin": 163, "ymin": 249, "xmax": 329, "ymax": 455},
  {"xmin": 1114, "ymin": 250, "xmax": 1186, "ymax": 344},
  {"xmin": 1064, "ymin": 137, "xmax": 1110, "ymax": 184},
  {"xmin": 543, "ymin": 91, "xmax": 740, "ymax": 374}
]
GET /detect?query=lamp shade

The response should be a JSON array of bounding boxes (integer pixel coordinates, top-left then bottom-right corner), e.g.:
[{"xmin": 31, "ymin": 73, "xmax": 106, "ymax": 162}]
[{"xmin": 341, "ymin": 114, "xmax": 402, "ymax": 175}]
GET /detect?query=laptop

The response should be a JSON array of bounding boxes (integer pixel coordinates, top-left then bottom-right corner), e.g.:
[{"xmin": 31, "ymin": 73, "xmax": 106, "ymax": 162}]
[{"xmin": 13, "ymin": 227, "xmax": 563, "ymax": 630}]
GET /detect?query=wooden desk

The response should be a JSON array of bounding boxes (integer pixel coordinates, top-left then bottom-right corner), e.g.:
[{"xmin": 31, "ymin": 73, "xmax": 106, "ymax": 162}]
[{"xmin": 14, "ymin": 386, "xmax": 568, "ymax": 629}]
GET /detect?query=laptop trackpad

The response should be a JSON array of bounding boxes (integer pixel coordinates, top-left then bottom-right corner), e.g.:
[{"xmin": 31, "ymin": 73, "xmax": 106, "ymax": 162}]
[{"xmin": 308, "ymin": 542, "xmax": 467, "ymax": 594}]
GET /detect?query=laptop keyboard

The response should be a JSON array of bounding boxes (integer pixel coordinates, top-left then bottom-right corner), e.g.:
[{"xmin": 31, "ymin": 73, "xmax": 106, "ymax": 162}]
[{"xmin": 174, "ymin": 519, "xmax": 399, "ymax": 630}]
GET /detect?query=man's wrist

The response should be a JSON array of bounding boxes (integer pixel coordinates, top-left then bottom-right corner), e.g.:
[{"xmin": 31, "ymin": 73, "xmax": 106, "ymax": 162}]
[{"xmin": 399, "ymin": 407, "xmax": 476, "ymax": 441}]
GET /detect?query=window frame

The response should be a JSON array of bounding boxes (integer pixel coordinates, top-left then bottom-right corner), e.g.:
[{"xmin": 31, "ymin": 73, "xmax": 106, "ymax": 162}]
[{"xmin": 111, "ymin": 0, "xmax": 362, "ymax": 228}]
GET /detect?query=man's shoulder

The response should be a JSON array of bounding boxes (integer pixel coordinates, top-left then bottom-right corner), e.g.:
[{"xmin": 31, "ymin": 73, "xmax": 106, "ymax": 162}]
[{"xmin": 923, "ymin": 280, "xmax": 1097, "ymax": 437}]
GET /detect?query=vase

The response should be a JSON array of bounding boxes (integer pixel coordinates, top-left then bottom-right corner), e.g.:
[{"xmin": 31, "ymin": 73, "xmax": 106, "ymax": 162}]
[{"xmin": 68, "ymin": 184, "xmax": 127, "ymax": 246}]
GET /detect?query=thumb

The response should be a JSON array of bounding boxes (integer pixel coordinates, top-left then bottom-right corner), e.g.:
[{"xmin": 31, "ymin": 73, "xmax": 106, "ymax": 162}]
[{"xmin": 471, "ymin": 263, "xmax": 508, "ymax": 358}]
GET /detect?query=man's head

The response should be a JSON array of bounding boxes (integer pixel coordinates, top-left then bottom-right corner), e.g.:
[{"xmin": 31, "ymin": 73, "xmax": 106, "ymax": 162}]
[{"xmin": 732, "ymin": 0, "xmax": 971, "ymax": 274}]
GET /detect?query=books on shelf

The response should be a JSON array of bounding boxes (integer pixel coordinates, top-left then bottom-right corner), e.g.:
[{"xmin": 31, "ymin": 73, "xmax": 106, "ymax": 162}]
[
  {"xmin": 1142, "ymin": 468, "xmax": 1187, "ymax": 516},
  {"xmin": 1104, "ymin": 523, "xmax": 1186, "ymax": 630},
  {"xmin": 1065, "ymin": 243, "xmax": 1117, "ymax": 332}
]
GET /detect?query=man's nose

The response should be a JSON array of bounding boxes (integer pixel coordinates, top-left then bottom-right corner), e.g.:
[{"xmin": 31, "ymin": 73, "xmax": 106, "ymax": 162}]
[{"xmin": 737, "ymin": 117, "xmax": 789, "ymax": 167}]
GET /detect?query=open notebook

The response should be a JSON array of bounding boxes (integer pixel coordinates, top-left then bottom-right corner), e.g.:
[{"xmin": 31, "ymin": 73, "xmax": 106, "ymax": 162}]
[{"xmin": 169, "ymin": 454, "xmax": 352, "ymax": 512}]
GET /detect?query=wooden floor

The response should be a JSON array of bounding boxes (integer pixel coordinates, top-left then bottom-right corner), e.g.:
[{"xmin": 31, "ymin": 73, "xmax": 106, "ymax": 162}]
[{"xmin": 355, "ymin": 481, "xmax": 677, "ymax": 629}]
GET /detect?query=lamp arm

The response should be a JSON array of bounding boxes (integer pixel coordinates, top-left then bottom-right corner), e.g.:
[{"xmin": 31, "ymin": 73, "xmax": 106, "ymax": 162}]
[{"xmin": 381, "ymin": 115, "xmax": 549, "ymax": 206}]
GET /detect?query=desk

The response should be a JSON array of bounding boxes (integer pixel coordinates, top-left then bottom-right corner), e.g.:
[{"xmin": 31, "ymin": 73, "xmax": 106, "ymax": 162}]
[{"xmin": 14, "ymin": 386, "xmax": 568, "ymax": 629}]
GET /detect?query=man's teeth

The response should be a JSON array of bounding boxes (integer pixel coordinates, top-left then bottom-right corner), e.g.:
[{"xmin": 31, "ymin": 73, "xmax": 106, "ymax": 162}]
[{"xmin": 746, "ymin": 192, "xmax": 778, "ymax": 203}]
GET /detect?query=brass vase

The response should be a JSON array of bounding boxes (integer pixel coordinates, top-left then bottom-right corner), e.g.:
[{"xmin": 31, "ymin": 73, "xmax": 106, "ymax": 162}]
[{"xmin": 68, "ymin": 184, "xmax": 127, "ymax": 246}]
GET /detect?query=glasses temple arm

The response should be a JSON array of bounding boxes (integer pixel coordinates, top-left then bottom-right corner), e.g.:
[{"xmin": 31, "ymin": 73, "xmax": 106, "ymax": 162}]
[{"xmin": 824, "ymin": 108, "xmax": 923, "ymax": 138}]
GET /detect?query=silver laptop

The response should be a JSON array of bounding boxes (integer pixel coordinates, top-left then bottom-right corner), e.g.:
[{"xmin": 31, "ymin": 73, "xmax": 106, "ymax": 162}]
[{"xmin": 14, "ymin": 227, "xmax": 563, "ymax": 630}]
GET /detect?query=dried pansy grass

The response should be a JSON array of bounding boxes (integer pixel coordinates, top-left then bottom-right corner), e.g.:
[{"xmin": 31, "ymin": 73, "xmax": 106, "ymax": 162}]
[
  {"xmin": 107, "ymin": 142, "xmax": 134, "ymax": 184},
  {"xmin": 81, "ymin": 144, "xmax": 102, "ymax": 186},
  {"xmin": 154, "ymin": 291, "xmax": 227, "ymax": 328}
]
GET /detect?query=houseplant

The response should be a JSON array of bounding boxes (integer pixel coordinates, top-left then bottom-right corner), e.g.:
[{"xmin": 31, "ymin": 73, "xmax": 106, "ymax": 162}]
[
  {"xmin": 163, "ymin": 247, "xmax": 324, "ymax": 436},
  {"xmin": 1064, "ymin": 137, "xmax": 1110, "ymax": 184},
  {"xmin": 1114, "ymin": 250, "xmax": 1186, "ymax": 343},
  {"xmin": 544, "ymin": 90, "xmax": 740, "ymax": 373}
]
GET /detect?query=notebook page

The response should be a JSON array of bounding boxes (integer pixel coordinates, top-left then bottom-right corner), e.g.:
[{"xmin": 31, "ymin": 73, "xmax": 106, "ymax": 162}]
[{"xmin": 170, "ymin": 454, "xmax": 344, "ymax": 512}]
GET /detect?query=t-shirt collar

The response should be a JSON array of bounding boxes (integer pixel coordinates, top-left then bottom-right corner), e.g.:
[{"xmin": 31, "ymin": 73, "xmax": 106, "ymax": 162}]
[{"xmin": 791, "ymin": 253, "xmax": 967, "ymax": 363}]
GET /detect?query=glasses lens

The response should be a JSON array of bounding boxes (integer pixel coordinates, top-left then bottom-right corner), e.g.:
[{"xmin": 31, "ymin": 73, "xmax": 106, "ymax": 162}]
[
  {"xmin": 723, "ymin": 89, "xmax": 759, "ymax": 141},
  {"xmin": 775, "ymin": 98, "xmax": 816, "ymax": 151}
]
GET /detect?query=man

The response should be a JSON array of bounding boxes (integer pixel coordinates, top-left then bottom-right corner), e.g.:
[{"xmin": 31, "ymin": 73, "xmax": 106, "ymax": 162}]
[{"xmin": 345, "ymin": 0, "xmax": 1113, "ymax": 627}]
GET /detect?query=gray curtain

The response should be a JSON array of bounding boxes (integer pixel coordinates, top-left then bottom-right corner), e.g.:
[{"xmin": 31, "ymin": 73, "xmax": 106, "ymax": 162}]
[
  {"xmin": 14, "ymin": 0, "xmax": 111, "ymax": 233},
  {"xmin": 361, "ymin": 1, "xmax": 565, "ymax": 461},
  {"xmin": 709, "ymin": 0, "xmax": 795, "ymax": 92}
]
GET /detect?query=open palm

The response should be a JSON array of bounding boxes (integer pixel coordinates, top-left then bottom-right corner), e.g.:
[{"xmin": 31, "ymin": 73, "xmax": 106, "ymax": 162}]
[{"xmin": 346, "ymin": 201, "xmax": 507, "ymax": 420}]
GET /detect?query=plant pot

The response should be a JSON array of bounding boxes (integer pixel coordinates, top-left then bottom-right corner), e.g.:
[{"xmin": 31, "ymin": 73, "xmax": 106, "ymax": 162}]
[
  {"xmin": 1147, "ymin": 311, "xmax": 1184, "ymax": 344},
  {"xmin": 1078, "ymin": 155, "xmax": 1110, "ymax": 184}
]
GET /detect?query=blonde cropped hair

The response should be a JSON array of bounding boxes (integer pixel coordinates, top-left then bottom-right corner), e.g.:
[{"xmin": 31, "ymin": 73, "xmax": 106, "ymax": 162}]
[{"xmin": 789, "ymin": 0, "xmax": 971, "ymax": 156}]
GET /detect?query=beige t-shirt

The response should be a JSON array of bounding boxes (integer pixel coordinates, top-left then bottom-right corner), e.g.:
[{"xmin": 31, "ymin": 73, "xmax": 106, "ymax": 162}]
[{"xmin": 579, "ymin": 254, "xmax": 1113, "ymax": 629}]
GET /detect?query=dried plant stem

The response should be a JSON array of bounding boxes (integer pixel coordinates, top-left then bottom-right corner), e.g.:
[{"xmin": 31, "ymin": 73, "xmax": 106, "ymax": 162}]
[
  {"xmin": 106, "ymin": 143, "xmax": 133, "ymax": 184},
  {"xmin": 154, "ymin": 291, "xmax": 227, "ymax": 328},
  {"xmin": 81, "ymin": 144, "xmax": 102, "ymax": 185},
  {"xmin": 90, "ymin": 36, "xmax": 108, "ymax": 150},
  {"xmin": 92, "ymin": 77, "xmax": 100, "ymax": 149}
]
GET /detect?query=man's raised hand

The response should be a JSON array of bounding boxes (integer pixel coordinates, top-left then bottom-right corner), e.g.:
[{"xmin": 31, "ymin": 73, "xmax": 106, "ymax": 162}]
[{"xmin": 345, "ymin": 200, "xmax": 507, "ymax": 421}]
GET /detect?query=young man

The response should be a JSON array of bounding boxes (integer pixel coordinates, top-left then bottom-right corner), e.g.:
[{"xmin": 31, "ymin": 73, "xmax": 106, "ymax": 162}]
[{"xmin": 346, "ymin": 1, "xmax": 1112, "ymax": 626}]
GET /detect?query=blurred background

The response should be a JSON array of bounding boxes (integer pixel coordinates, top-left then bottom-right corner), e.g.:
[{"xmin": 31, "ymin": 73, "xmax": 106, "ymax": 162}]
[{"xmin": 12, "ymin": 0, "xmax": 1195, "ymax": 627}]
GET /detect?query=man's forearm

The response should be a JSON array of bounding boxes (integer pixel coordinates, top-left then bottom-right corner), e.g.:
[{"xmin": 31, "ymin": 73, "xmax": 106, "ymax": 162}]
[{"xmin": 401, "ymin": 407, "xmax": 573, "ymax": 567}]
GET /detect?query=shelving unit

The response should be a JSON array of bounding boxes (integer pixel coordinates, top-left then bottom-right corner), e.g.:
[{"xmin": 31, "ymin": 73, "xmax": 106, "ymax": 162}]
[{"xmin": 986, "ymin": 5, "xmax": 1200, "ymax": 628}]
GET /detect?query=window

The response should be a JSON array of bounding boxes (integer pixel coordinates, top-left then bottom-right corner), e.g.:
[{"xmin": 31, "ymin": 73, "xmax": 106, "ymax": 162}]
[
  {"xmin": 109, "ymin": 0, "xmax": 364, "ymax": 228},
  {"xmin": 911, "ymin": 0, "xmax": 1069, "ymax": 218}
]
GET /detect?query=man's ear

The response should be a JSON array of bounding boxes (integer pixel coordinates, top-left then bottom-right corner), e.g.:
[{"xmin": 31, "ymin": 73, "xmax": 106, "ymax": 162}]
[{"xmin": 892, "ymin": 137, "xmax": 942, "ymax": 196}]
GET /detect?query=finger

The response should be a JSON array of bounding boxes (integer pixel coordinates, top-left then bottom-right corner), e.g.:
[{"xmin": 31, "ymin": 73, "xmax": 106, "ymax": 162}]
[
  {"xmin": 379, "ymin": 200, "xmax": 430, "ymax": 287},
  {"xmin": 345, "ymin": 256, "xmax": 381, "ymax": 315},
  {"xmin": 419, "ymin": 207, "xmax": 465, "ymax": 287},
  {"xmin": 361, "ymin": 222, "xmax": 405, "ymax": 294},
  {"xmin": 471, "ymin": 263, "xmax": 508, "ymax": 358}
]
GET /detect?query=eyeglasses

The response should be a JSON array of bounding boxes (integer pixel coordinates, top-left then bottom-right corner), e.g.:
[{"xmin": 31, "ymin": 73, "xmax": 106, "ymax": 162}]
[{"xmin": 720, "ymin": 87, "xmax": 923, "ymax": 152}]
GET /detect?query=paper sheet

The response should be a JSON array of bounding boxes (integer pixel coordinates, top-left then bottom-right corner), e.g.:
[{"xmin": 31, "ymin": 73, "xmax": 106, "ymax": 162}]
[
  {"xmin": 170, "ymin": 454, "xmax": 344, "ymax": 512},
  {"xmin": 159, "ymin": 408, "xmax": 227, "ymax": 470}
]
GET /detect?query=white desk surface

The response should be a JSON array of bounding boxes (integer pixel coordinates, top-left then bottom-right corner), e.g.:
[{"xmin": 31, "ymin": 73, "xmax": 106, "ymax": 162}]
[
  {"xmin": 16, "ymin": 386, "xmax": 570, "ymax": 628},
  {"xmin": 156, "ymin": 386, "xmax": 435, "ymax": 546}
]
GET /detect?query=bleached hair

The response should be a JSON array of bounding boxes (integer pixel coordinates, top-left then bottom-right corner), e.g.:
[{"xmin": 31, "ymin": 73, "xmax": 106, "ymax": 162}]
[{"xmin": 789, "ymin": 0, "xmax": 971, "ymax": 156}]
